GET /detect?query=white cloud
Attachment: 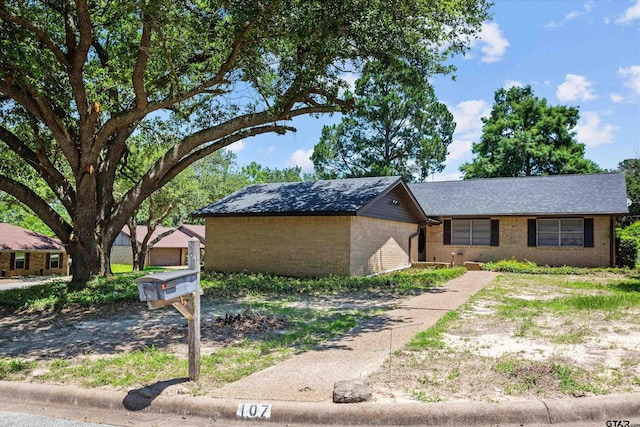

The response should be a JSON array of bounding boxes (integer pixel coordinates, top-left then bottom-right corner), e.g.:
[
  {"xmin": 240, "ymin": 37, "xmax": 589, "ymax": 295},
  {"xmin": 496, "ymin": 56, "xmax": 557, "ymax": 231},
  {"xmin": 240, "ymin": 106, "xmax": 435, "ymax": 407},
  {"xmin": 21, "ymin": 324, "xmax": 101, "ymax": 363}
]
[
  {"xmin": 545, "ymin": 1, "xmax": 595, "ymax": 27},
  {"xmin": 618, "ymin": 65, "xmax": 640, "ymax": 96},
  {"xmin": 450, "ymin": 100, "xmax": 491, "ymax": 134},
  {"xmin": 556, "ymin": 74, "xmax": 597, "ymax": 102},
  {"xmin": 504, "ymin": 80, "xmax": 524, "ymax": 89},
  {"xmin": 340, "ymin": 72, "xmax": 360, "ymax": 93},
  {"xmin": 575, "ymin": 111, "xmax": 618, "ymax": 147},
  {"xmin": 448, "ymin": 99, "xmax": 491, "ymax": 161},
  {"xmin": 226, "ymin": 139, "xmax": 245, "ymax": 153},
  {"xmin": 610, "ymin": 93, "xmax": 625, "ymax": 103},
  {"xmin": 616, "ymin": 0, "xmax": 640, "ymax": 24},
  {"xmin": 471, "ymin": 22, "xmax": 510, "ymax": 63},
  {"xmin": 286, "ymin": 148, "xmax": 314, "ymax": 173}
]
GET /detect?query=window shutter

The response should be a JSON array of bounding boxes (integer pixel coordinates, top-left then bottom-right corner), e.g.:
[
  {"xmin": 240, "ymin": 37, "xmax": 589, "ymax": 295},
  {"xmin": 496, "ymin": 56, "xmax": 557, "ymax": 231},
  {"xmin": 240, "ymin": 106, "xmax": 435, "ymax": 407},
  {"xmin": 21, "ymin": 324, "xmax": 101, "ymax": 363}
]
[
  {"xmin": 490, "ymin": 220, "xmax": 500, "ymax": 246},
  {"xmin": 10, "ymin": 253, "xmax": 15, "ymax": 270},
  {"xmin": 584, "ymin": 218, "xmax": 594, "ymax": 247},
  {"xmin": 25, "ymin": 253, "xmax": 30, "ymax": 270},
  {"xmin": 46, "ymin": 253, "xmax": 51, "ymax": 269},
  {"xmin": 443, "ymin": 220, "xmax": 451, "ymax": 245},
  {"xmin": 527, "ymin": 219, "xmax": 537, "ymax": 247}
]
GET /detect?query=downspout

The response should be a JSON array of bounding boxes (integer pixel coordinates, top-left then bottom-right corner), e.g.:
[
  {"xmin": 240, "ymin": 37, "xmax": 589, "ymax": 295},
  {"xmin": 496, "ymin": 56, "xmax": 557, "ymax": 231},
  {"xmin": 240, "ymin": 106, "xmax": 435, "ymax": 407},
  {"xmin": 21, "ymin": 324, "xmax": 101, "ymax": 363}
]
[
  {"xmin": 409, "ymin": 218, "xmax": 438, "ymax": 265},
  {"xmin": 408, "ymin": 226, "xmax": 421, "ymax": 266}
]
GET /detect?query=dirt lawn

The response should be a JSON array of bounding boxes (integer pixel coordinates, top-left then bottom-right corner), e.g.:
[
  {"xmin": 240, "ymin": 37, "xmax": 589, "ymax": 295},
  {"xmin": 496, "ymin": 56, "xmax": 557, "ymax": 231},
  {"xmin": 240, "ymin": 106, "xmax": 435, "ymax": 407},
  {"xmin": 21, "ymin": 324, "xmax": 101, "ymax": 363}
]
[
  {"xmin": 369, "ymin": 273, "xmax": 640, "ymax": 403},
  {"xmin": 1, "ymin": 272, "xmax": 639, "ymax": 403}
]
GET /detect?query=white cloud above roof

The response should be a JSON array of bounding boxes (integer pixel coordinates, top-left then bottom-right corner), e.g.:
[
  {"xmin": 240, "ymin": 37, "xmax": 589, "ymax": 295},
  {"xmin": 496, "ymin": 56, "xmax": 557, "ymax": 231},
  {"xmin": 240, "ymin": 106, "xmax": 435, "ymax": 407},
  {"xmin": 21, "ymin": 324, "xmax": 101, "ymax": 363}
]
[
  {"xmin": 504, "ymin": 80, "xmax": 524, "ymax": 89},
  {"xmin": 610, "ymin": 93, "xmax": 624, "ymax": 103},
  {"xmin": 545, "ymin": 1, "xmax": 595, "ymax": 27},
  {"xmin": 616, "ymin": 0, "xmax": 640, "ymax": 24},
  {"xmin": 471, "ymin": 22, "xmax": 510, "ymax": 63},
  {"xmin": 576, "ymin": 111, "xmax": 617, "ymax": 147},
  {"xmin": 448, "ymin": 99, "xmax": 491, "ymax": 161},
  {"xmin": 618, "ymin": 65, "xmax": 640, "ymax": 96},
  {"xmin": 286, "ymin": 148, "xmax": 314, "ymax": 173},
  {"xmin": 556, "ymin": 74, "xmax": 597, "ymax": 102},
  {"xmin": 226, "ymin": 139, "xmax": 245, "ymax": 153}
]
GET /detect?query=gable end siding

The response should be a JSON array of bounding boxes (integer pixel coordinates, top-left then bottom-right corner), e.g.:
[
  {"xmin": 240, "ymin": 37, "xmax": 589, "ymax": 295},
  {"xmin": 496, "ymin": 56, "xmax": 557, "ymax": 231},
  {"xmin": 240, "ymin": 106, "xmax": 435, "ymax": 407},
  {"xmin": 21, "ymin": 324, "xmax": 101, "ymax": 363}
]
[{"xmin": 360, "ymin": 186, "xmax": 423, "ymax": 224}]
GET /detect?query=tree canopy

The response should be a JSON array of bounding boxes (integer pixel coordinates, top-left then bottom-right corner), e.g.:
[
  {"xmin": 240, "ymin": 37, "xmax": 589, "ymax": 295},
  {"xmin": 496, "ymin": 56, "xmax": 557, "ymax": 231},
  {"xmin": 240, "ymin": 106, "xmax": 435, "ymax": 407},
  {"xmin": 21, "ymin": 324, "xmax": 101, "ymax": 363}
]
[
  {"xmin": 0, "ymin": 0, "xmax": 490, "ymax": 283},
  {"xmin": 311, "ymin": 61, "xmax": 454, "ymax": 182},
  {"xmin": 460, "ymin": 85, "xmax": 601, "ymax": 179}
]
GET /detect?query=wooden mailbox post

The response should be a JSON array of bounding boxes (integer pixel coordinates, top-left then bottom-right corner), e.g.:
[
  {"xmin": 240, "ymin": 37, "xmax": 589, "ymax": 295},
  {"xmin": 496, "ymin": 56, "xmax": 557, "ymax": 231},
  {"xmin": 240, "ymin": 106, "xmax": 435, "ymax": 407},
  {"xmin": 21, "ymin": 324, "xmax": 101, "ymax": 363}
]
[{"xmin": 135, "ymin": 237, "xmax": 201, "ymax": 381}]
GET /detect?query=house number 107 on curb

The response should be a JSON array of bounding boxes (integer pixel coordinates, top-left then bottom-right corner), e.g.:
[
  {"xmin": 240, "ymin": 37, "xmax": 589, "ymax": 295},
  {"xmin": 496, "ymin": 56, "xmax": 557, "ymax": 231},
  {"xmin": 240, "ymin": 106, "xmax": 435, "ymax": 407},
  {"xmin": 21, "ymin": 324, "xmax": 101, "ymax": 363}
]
[{"xmin": 237, "ymin": 403, "xmax": 272, "ymax": 419}]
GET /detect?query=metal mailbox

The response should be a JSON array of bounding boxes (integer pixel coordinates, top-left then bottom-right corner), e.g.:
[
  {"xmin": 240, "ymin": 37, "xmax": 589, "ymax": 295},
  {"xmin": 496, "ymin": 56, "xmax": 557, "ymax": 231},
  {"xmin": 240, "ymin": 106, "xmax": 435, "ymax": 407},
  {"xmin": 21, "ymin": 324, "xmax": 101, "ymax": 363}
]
[{"xmin": 135, "ymin": 270, "xmax": 199, "ymax": 302}]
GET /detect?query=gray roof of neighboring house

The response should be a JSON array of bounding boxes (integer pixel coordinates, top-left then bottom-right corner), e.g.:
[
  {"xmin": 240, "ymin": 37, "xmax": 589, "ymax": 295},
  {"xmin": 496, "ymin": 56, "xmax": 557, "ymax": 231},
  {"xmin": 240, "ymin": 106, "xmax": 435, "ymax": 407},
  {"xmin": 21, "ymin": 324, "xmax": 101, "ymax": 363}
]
[
  {"xmin": 193, "ymin": 176, "xmax": 411, "ymax": 217},
  {"xmin": 409, "ymin": 172, "xmax": 629, "ymax": 217}
]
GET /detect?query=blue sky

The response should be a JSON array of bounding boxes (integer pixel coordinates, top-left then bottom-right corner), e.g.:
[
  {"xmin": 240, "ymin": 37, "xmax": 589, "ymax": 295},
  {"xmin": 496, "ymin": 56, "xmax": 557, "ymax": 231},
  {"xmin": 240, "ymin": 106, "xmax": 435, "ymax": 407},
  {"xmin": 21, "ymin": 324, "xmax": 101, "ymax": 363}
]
[{"xmin": 228, "ymin": 0, "xmax": 640, "ymax": 181}]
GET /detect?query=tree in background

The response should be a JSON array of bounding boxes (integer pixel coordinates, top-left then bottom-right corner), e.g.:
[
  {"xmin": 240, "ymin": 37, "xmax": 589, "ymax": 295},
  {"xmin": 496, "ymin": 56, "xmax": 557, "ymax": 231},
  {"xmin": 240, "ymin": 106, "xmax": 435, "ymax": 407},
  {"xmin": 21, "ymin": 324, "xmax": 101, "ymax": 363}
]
[
  {"xmin": 311, "ymin": 61, "xmax": 455, "ymax": 182},
  {"xmin": 241, "ymin": 161, "xmax": 308, "ymax": 184},
  {"xmin": 460, "ymin": 85, "xmax": 601, "ymax": 179},
  {"xmin": 0, "ymin": 0, "xmax": 490, "ymax": 285},
  {"xmin": 618, "ymin": 159, "xmax": 640, "ymax": 218}
]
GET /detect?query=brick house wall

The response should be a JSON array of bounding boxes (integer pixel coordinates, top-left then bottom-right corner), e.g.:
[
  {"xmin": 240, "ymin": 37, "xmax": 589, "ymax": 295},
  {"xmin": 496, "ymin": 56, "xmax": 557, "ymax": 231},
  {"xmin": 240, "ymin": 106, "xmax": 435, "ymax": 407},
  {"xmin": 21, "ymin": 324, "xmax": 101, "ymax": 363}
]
[
  {"xmin": 205, "ymin": 216, "xmax": 352, "ymax": 277},
  {"xmin": 425, "ymin": 216, "xmax": 614, "ymax": 267},
  {"xmin": 204, "ymin": 215, "xmax": 418, "ymax": 277},
  {"xmin": 350, "ymin": 217, "xmax": 416, "ymax": 275},
  {"xmin": 0, "ymin": 251, "xmax": 68, "ymax": 277}
]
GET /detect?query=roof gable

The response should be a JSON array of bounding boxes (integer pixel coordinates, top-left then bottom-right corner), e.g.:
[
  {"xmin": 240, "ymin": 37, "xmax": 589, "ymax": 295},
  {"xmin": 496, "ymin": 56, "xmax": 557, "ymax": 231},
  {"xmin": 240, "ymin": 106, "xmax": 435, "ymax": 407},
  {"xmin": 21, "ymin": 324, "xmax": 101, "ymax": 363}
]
[
  {"xmin": 120, "ymin": 225, "xmax": 204, "ymax": 248},
  {"xmin": 409, "ymin": 173, "xmax": 629, "ymax": 216},
  {"xmin": 0, "ymin": 223, "xmax": 64, "ymax": 251},
  {"xmin": 193, "ymin": 176, "xmax": 423, "ymax": 218}
]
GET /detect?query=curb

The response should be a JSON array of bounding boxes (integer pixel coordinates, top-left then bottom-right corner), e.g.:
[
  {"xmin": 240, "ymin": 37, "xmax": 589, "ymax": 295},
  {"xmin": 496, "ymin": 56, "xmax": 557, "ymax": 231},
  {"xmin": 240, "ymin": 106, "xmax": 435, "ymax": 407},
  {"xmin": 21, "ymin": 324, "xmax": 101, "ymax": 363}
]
[{"xmin": 1, "ymin": 381, "xmax": 639, "ymax": 425}]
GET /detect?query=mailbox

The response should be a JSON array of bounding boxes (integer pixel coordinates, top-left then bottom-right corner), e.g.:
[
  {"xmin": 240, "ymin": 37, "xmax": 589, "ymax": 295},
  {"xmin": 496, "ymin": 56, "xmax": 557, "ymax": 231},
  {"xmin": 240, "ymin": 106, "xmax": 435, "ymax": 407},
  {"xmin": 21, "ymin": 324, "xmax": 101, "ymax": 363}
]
[{"xmin": 135, "ymin": 270, "xmax": 199, "ymax": 302}]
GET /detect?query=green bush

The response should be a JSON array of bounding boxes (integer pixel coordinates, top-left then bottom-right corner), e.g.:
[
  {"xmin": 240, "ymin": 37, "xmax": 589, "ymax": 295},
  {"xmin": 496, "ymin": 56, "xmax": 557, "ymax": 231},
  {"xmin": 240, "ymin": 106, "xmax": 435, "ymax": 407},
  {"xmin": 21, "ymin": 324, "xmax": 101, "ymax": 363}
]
[
  {"xmin": 616, "ymin": 235, "xmax": 638, "ymax": 268},
  {"xmin": 482, "ymin": 259, "xmax": 587, "ymax": 275}
]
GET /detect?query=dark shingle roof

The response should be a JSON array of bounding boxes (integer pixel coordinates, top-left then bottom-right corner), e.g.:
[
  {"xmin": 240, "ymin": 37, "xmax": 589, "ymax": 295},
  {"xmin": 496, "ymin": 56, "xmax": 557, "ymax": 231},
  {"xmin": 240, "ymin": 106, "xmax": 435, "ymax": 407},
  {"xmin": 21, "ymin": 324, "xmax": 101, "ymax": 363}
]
[
  {"xmin": 193, "ymin": 176, "xmax": 404, "ymax": 216},
  {"xmin": 409, "ymin": 173, "xmax": 629, "ymax": 217}
]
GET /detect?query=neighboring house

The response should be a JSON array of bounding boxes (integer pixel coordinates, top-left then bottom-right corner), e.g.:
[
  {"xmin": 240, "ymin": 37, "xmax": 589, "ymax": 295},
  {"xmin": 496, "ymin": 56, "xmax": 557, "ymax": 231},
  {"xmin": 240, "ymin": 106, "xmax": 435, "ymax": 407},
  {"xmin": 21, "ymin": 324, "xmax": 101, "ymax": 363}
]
[
  {"xmin": 193, "ymin": 176, "xmax": 429, "ymax": 277},
  {"xmin": 193, "ymin": 173, "xmax": 629, "ymax": 277},
  {"xmin": 0, "ymin": 223, "xmax": 69, "ymax": 277},
  {"xmin": 110, "ymin": 225, "xmax": 205, "ymax": 266}
]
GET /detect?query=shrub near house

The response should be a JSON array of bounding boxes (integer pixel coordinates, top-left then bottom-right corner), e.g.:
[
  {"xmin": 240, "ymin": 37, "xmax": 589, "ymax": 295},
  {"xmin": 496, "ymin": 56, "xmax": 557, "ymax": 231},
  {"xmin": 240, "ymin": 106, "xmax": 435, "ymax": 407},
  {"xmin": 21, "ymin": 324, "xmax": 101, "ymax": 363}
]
[{"xmin": 0, "ymin": 223, "xmax": 68, "ymax": 277}]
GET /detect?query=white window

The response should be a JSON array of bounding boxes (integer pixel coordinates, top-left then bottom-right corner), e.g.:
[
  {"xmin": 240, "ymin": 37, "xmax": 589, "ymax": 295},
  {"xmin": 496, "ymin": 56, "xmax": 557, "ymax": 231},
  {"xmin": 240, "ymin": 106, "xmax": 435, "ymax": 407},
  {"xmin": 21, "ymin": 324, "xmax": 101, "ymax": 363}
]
[
  {"xmin": 537, "ymin": 218, "xmax": 583, "ymax": 247},
  {"xmin": 49, "ymin": 253, "xmax": 60, "ymax": 269},
  {"xmin": 452, "ymin": 219, "xmax": 491, "ymax": 246},
  {"xmin": 14, "ymin": 252, "xmax": 25, "ymax": 270}
]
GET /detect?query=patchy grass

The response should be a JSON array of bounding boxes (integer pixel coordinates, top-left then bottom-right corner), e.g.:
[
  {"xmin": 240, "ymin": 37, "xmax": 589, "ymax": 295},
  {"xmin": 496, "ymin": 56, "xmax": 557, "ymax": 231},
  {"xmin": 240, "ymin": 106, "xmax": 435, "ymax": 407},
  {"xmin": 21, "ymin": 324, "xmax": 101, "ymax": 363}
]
[
  {"xmin": 0, "ymin": 358, "xmax": 35, "ymax": 380},
  {"xmin": 370, "ymin": 269, "xmax": 640, "ymax": 402},
  {"xmin": 0, "ymin": 268, "xmax": 461, "ymax": 390}
]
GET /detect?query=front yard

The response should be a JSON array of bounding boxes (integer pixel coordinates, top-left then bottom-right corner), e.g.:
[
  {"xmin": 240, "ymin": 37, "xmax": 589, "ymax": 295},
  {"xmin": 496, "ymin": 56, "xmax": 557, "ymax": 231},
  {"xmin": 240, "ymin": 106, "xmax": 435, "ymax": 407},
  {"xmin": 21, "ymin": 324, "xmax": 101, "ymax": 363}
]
[{"xmin": 0, "ymin": 266, "xmax": 639, "ymax": 402}]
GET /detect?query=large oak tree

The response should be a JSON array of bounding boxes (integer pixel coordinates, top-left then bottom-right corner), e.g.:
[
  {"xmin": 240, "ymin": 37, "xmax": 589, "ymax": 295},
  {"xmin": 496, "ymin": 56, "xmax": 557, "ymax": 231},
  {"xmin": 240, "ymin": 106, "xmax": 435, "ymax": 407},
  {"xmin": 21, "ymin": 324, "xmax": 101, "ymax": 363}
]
[{"xmin": 0, "ymin": 0, "xmax": 489, "ymax": 285}]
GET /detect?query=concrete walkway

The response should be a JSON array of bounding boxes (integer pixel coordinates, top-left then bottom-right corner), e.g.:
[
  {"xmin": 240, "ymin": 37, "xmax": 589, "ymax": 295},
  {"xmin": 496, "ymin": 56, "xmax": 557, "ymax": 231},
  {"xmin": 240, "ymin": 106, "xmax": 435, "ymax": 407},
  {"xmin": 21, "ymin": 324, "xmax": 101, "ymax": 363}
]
[{"xmin": 214, "ymin": 270, "xmax": 498, "ymax": 402}]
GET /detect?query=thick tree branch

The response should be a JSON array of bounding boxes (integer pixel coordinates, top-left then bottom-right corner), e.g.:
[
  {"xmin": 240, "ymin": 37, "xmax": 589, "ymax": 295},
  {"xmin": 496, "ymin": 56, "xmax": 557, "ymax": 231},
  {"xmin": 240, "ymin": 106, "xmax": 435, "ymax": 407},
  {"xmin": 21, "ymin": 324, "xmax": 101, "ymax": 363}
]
[
  {"xmin": 0, "ymin": 175, "xmax": 72, "ymax": 242},
  {"xmin": 0, "ymin": 125, "xmax": 75, "ymax": 209},
  {"xmin": 132, "ymin": 15, "xmax": 152, "ymax": 110},
  {"xmin": 1, "ymin": 80, "xmax": 80, "ymax": 169}
]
